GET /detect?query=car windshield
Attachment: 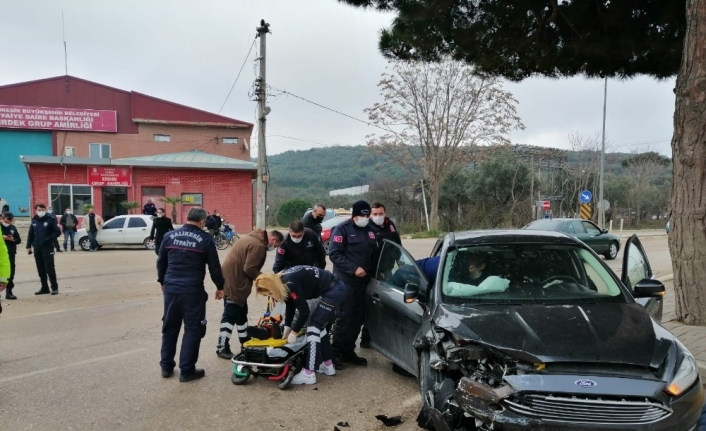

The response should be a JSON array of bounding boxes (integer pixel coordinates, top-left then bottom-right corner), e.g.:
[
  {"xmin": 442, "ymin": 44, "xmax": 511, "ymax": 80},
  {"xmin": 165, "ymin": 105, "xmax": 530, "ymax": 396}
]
[
  {"xmin": 524, "ymin": 220, "xmax": 560, "ymax": 230},
  {"xmin": 440, "ymin": 243, "xmax": 627, "ymax": 305}
]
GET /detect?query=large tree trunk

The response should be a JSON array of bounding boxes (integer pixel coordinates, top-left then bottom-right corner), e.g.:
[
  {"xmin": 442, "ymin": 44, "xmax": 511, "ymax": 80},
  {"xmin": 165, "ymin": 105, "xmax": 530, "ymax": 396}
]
[
  {"xmin": 429, "ymin": 177, "xmax": 441, "ymax": 231},
  {"xmin": 670, "ymin": 0, "xmax": 706, "ymax": 325}
]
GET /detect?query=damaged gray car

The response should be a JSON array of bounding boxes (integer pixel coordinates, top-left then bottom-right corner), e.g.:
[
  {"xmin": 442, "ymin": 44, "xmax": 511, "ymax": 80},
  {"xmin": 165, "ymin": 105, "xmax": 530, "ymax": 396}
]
[{"xmin": 365, "ymin": 231, "xmax": 703, "ymax": 431}]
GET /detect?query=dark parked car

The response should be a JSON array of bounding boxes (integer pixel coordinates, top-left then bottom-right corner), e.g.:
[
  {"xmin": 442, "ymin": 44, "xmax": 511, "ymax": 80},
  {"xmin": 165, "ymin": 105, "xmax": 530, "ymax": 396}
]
[
  {"xmin": 524, "ymin": 218, "xmax": 621, "ymax": 260},
  {"xmin": 366, "ymin": 230, "xmax": 702, "ymax": 431},
  {"xmin": 320, "ymin": 215, "xmax": 350, "ymax": 254}
]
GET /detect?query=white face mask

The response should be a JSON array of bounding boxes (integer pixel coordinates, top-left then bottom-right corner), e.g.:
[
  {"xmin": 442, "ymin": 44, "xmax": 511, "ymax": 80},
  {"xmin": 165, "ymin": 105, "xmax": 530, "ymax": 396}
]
[
  {"xmin": 290, "ymin": 236, "xmax": 303, "ymax": 244},
  {"xmin": 36, "ymin": 211, "xmax": 46, "ymax": 218},
  {"xmin": 157, "ymin": 214, "xmax": 164, "ymax": 218},
  {"xmin": 372, "ymin": 216, "xmax": 385, "ymax": 226},
  {"xmin": 1, "ymin": 222, "xmax": 10, "ymax": 227},
  {"xmin": 66, "ymin": 210, "xmax": 72, "ymax": 214},
  {"xmin": 355, "ymin": 217, "xmax": 370, "ymax": 228}
]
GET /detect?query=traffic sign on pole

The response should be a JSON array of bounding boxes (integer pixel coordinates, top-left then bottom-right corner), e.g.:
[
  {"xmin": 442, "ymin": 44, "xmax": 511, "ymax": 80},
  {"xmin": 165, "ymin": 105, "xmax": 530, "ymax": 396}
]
[
  {"xmin": 580, "ymin": 204, "xmax": 592, "ymax": 220},
  {"xmin": 580, "ymin": 190, "xmax": 592, "ymax": 204},
  {"xmin": 542, "ymin": 201, "xmax": 551, "ymax": 210}
]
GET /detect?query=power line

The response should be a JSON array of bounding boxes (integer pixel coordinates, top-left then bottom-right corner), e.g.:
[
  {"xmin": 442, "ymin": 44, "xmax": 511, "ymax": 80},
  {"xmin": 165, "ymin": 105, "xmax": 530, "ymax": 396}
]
[
  {"xmin": 268, "ymin": 85, "xmax": 388, "ymax": 132},
  {"xmin": 218, "ymin": 38, "xmax": 257, "ymax": 114}
]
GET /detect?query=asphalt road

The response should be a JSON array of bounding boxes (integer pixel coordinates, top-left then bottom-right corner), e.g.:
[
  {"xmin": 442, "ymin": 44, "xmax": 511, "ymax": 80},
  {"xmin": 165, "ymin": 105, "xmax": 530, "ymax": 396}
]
[{"xmin": 0, "ymin": 233, "xmax": 672, "ymax": 431}]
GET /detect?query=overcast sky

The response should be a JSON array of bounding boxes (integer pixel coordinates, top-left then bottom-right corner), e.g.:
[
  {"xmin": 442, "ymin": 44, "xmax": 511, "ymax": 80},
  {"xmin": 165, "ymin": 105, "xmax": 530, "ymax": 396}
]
[{"xmin": 1, "ymin": 0, "xmax": 676, "ymax": 157}]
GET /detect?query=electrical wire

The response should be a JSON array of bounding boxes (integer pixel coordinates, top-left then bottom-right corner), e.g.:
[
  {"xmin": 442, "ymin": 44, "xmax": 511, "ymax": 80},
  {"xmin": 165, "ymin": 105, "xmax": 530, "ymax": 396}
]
[{"xmin": 218, "ymin": 38, "xmax": 257, "ymax": 114}]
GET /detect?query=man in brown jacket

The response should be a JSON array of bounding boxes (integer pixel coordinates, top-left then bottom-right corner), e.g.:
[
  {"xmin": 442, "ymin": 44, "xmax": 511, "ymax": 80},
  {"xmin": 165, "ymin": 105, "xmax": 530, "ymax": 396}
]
[{"xmin": 216, "ymin": 229, "xmax": 283, "ymax": 359}]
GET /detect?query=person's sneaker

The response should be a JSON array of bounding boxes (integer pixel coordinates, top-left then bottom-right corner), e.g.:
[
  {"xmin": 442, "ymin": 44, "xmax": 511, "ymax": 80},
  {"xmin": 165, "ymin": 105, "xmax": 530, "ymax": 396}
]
[
  {"xmin": 35, "ymin": 290, "xmax": 50, "ymax": 295},
  {"xmin": 6, "ymin": 293, "xmax": 17, "ymax": 300},
  {"xmin": 317, "ymin": 363, "xmax": 336, "ymax": 376},
  {"xmin": 161, "ymin": 368, "xmax": 174, "ymax": 378},
  {"xmin": 341, "ymin": 353, "xmax": 368, "ymax": 366},
  {"xmin": 291, "ymin": 370, "xmax": 317, "ymax": 385},
  {"xmin": 359, "ymin": 338, "xmax": 372, "ymax": 349},
  {"xmin": 216, "ymin": 349, "xmax": 234, "ymax": 360},
  {"xmin": 51, "ymin": 290, "xmax": 59, "ymax": 295},
  {"xmin": 179, "ymin": 369, "xmax": 205, "ymax": 382}
]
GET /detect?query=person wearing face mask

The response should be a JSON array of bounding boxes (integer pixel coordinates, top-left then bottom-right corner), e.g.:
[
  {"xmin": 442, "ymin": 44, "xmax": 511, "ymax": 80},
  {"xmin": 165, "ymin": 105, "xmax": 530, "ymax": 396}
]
[
  {"xmin": 360, "ymin": 202, "xmax": 402, "ymax": 349},
  {"xmin": 26, "ymin": 203, "xmax": 61, "ymax": 295},
  {"xmin": 46, "ymin": 209, "xmax": 63, "ymax": 253},
  {"xmin": 143, "ymin": 198, "xmax": 157, "ymax": 217},
  {"xmin": 149, "ymin": 208, "xmax": 175, "ymax": 255},
  {"xmin": 81, "ymin": 206, "xmax": 104, "ymax": 252},
  {"xmin": 215, "ymin": 228, "xmax": 284, "ymax": 359},
  {"xmin": 302, "ymin": 204, "xmax": 327, "ymax": 238},
  {"xmin": 1, "ymin": 212, "xmax": 21, "ymax": 299},
  {"xmin": 59, "ymin": 207, "xmax": 79, "ymax": 252},
  {"xmin": 157, "ymin": 207, "xmax": 225, "ymax": 382},
  {"xmin": 272, "ymin": 220, "xmax": 326, "ymax": 273},
  {"xmin": 328, "ymin": 200, "xmax": 377, "ymax": 367}
]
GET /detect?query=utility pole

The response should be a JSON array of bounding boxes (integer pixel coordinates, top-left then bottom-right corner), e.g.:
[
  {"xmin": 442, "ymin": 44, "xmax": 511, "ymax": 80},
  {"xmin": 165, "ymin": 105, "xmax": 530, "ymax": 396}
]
[
  {"xmin": 598, "ymin": 77, "xmax": 608, "ymax": 229},
  {"xmin": 255, "ymin": 20, "xmax": 270, "ymax": 230}
]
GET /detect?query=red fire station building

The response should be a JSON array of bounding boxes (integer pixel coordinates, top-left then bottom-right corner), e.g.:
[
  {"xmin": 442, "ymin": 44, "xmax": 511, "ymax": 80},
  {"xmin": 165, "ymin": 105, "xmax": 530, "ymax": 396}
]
[{"xmin": 0, "ymin": 75, "xmax": 256, "ymax": 231}]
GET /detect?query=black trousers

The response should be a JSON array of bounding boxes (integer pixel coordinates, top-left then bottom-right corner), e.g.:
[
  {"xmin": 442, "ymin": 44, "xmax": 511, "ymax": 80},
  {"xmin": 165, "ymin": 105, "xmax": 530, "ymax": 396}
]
[
  {"xmin": 332, "ymin": 281, "xmax": 367, "ymax": 357},
  {"xmin": 217, "ymin": 299, "xmax": 248, "ymax": 352},
  {"xmin": 160, "ymin": 291, "xmax": 207, "ymax": 374},
  {"xmin": 304, "ymin": 281, "xmax": 346, "ymax": 371},
  {"xmin": 7, "ymin": 253, "xmax": 16, "ymax": 293},
  {"xmin": 154, "ymin": 242, "xmax": 161, "ymax": 256},
  {"xmin": 34, "ymin": 248, "xmax": 58, "ymax": 291}
]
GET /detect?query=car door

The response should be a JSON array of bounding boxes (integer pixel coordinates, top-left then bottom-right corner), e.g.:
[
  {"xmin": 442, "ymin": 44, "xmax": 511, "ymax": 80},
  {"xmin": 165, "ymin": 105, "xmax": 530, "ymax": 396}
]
[
  {"xmin": 97, "ymin": 217, "xmax": 126, "ymax": 244},
  {"xmin": 125, "ymin": 216, "xmax": 149, "ymax": 244},
  {"xmin": 582, "ymin": 220, "xmax": 607, "ymax": 253},
  {"xmin": 366, "ymin": 240, "xmax": 427, "ymax": 375},
  {"xmin": 621, "ymin": 235, "xmax": 663, "ymax": 322}
]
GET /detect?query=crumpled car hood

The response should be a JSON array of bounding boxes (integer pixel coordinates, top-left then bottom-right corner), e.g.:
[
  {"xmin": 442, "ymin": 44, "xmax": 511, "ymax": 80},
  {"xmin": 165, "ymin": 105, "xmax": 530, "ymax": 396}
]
[{"xmin": 433, "ymin": 302, "xmax": 674, "ymax": 369}]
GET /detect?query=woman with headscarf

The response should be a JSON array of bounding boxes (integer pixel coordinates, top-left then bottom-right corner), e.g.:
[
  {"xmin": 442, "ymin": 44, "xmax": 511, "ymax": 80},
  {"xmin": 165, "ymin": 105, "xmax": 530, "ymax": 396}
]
[{"xmin": 254, "ymin": 265, "xmax": 346, "ymax": 385}]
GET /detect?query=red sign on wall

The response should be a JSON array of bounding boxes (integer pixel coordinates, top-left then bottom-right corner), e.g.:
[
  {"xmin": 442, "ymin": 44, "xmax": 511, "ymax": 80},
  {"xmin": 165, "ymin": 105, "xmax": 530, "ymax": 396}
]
[
  {"xmin": 0, "ymin": 104, "xmax": 117, "ymax": 132},
  {"xmin": 88, "ymin": 167, "xmax": 132, "ymax": 187}
]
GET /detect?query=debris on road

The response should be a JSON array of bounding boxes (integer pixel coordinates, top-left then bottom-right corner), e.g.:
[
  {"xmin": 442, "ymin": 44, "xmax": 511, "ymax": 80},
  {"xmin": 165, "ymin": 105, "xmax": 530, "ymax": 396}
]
[{"xmin": 375, "ymin": 415, "xmax": 402, "ymax": 427}]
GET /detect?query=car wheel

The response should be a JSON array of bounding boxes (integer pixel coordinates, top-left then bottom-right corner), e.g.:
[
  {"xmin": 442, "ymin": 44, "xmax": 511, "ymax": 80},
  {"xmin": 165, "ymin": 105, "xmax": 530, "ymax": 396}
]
[
  {"xmin": 417, "ymin": 350, "xmax": 445, "ymax": 430},
  {"xmin": 323, "ymin": 240, "xmax": 330, "ymax": 255},
  {"xmin": 79, "ymin": 237, "xmax": 91, "ymax": 251},
  {"xmin": 605, "ymin": 242, "xmax": 618, "ymax": 260},
  {"xmin": 144, "ymin": 238, "xmax": 155, "ymax": 250}
]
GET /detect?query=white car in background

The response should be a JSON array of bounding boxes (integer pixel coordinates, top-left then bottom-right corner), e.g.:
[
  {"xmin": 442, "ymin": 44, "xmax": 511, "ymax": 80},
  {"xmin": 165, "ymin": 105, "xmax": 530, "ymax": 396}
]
[{"xmin": 76, "ymin": 214, "xmax": 156, "ymax": 251}]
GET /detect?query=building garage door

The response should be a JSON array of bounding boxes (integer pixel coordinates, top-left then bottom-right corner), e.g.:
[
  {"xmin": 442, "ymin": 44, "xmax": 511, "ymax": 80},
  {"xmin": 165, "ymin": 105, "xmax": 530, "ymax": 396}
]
[{"xmin": 0, "ymin": 130, "xmax": 52, "ymax": 215}]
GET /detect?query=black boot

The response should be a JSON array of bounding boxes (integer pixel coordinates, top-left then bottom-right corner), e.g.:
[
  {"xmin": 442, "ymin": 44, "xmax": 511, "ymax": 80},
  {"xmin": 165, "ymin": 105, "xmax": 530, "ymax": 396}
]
[
  {"xmin": 179, "ymin": 368, "xmax": 205, "ymax": 382},
  {"xmin": 35, "ymin": 289, "xmax": 51, "ymax": 295},
  {"xmin": 341, "ymin": 352, "xmax": 368, "ymax": 366},
  {"xmin": 216, "ymin": 348, "xmax": 234, "ymax": 360},
  {"xmin": 6, "ymin": 289, "xmax": 16, "ymax": 300}
]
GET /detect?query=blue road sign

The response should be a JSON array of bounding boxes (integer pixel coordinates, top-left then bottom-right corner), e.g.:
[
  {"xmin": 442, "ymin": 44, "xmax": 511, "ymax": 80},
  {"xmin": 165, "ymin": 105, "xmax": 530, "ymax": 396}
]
[{"xmin": 580, "ymin": 190, "xmax": 592, "ymax": 203}]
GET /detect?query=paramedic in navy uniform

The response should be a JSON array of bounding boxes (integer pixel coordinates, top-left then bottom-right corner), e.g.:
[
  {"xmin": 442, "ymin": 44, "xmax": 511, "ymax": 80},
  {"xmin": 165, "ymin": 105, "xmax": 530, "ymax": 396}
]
[
  {"xmin": 272, "ymin": 220, "xmax": 326, "ymax": 273},
  {"xmin": 157, "ymin": 207, "xmax": 225, "ymax": 382}
]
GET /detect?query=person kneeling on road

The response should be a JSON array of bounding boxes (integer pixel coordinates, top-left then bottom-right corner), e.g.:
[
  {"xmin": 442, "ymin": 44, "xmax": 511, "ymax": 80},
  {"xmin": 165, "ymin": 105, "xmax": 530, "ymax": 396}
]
[{"xmin": 255, "ymin": 265, "xmax": 346, "ymax": 385}]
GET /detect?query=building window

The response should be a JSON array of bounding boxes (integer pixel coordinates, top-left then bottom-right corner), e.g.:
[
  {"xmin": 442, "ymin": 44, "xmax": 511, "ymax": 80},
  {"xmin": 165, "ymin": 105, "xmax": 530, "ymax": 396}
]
[
  {"xmin": 142, "ymin": 186, "xmax": 165, "ymax": 197},
  {"xmin": 222, "ymin": 137, "xmax": 239, "ymax": 144},
  {"xmin": 181, "ymin": 193, "xmax": 203, "ymax": 205},
  {"xmin": 89, "ymin": 143, "xmax": 111, "ymax": 159},
  {"xmin": 154, "ymin": 134, "xmax": 171, "ymax": 142},
  {"xmin": 49, "ymin": 184, "xmax": 93, "ymax": 215}
]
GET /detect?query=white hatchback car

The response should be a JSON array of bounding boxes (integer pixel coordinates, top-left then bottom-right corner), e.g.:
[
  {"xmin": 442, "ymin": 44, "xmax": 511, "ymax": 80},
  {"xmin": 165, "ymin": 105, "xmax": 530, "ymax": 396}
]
[{"xmin": 76, "ymin": 214, "xmax": 156, "ymax": 251}]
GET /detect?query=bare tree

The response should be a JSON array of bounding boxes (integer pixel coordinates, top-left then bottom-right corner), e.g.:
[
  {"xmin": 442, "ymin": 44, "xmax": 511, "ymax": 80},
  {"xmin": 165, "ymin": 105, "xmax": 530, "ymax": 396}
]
[
  {"xmin": 621, "ymin": 150, "xmax": 671, "ymax": 225},
  {"xmin": 365, "ymin": 58, "xmax": 524, "ymax": 230},
  {"xmin": 556, "ymin": 132, "xmax": 609, "ymax": 218}
]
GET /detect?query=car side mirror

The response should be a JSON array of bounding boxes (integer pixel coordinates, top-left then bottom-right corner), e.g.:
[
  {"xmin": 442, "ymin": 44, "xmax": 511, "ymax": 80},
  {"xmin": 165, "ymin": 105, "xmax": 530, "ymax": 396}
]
[
  {"xmin": 602, "ymin": 229, "xmax": 608, "ymax": 234},
  {"xmin": 633, "ymin": 278, "xmax": 666, "ymax": 298},
  {"xmin": 404, "ymin": 283, "xmax": 420, "ymax": 304}
]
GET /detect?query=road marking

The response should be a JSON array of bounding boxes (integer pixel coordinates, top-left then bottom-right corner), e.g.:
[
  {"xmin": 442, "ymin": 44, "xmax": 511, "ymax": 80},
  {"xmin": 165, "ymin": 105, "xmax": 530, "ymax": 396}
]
[
  {"xmin": 0, "ymin": 349, "xmax": 146, "ymax": 385},
  {"xmin": 2, "ymin": 297, "xmax": 159, "ymax": 320}
]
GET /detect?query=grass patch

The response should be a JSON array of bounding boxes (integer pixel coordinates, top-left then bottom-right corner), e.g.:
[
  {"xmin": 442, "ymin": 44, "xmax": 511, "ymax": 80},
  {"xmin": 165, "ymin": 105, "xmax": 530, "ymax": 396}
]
[{"xmin": 409, "ymin": 230, "xmax": 444, "ymax": 239}]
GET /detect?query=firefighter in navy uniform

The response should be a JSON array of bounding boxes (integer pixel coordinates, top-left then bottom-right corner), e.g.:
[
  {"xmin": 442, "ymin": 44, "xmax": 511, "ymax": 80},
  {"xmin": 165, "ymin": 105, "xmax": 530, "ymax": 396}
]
[
  {"xmin": 157, "ymin": 207, "xmax": 225, "ymax": 382},
  {"xmin": 328, "ymin": 200, "xmax": 377, "ymax": 367},
  {"xmin": 272, "ymin": 220, "xmax": 326, "ymax": 273},
  {"xmin": 360, "ymin": 202, "xmax": 402, "ymax": 348},
  {"xmin": 26, "ymin": 204, "xmax": 61, "ymax": 295}
]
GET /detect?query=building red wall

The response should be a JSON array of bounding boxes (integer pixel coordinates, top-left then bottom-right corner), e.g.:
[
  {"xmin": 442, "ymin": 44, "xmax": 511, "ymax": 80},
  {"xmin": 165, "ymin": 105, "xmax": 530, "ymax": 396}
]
[{"xmin": 27, "ymin": 164, "xmax": 254, "ymax": 233}]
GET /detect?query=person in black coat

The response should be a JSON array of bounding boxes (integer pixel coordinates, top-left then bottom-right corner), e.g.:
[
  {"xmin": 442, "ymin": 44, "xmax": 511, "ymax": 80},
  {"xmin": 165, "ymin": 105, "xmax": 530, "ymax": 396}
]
[
  {"xmin": 26, "ymin": 203, "xmax": 61, "ymax": 295},
  {"xmin": 150, "ymin": 208, "xmax": 175, "ymax": 255},
  {"xmin": 328, "ymin": 200, "xmax": 377, "ymax": 367},
  {"xmin": 47, "ymin": 209, "xmax": 63, "ymax": 253},
  {"xmin": 254, "ymin": 266, "xmax": 346, "ymax": 385},
  {"xmin": 272, "ymin": 221, "xmax": 326, "ymax": 273},
  {"xmin": 302, "ymin": 204, "xmax": 326, "ymax": 237},
  {"xmin": 1, "ymin": 212, "xmax": 21, "ymax": 299},
  {"xmin": 59, "ymin": 207, "xmax": 79, "ymax": 251}
]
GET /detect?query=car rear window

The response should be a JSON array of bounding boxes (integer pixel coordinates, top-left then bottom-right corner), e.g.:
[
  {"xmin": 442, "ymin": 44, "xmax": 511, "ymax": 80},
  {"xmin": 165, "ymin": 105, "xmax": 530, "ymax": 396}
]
[
  {"xmin": 525, "ymin": 220, "xmax": 560, "ymax": 230},
  {"xmin": 440, "ymin": 244, "xmax": 626, "ymax": 305}
]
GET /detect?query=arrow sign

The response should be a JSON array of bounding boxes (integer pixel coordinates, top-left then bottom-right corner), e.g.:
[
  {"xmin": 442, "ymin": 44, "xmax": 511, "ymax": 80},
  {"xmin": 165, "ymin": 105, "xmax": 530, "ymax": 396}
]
[{"xmin": 579, "ymin": 190, "xmax": 592, "ymax": 204}]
